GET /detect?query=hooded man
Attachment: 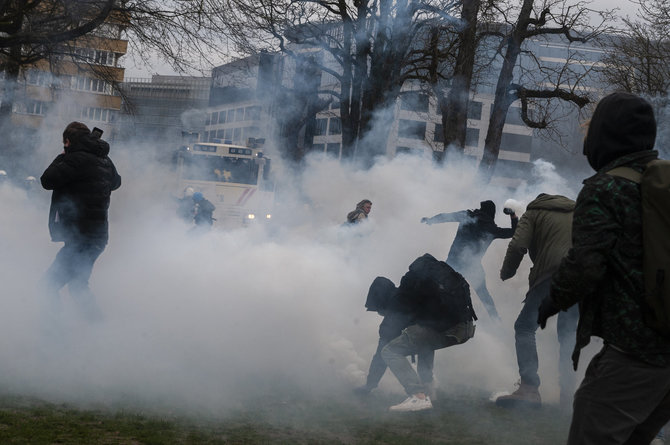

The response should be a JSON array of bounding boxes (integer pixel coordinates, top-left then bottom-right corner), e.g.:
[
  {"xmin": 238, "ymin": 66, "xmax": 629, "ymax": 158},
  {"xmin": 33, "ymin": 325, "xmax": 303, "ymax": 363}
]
[
  {"xmin": 496, "ymin": 193, "xmax": 578, "ymax": 409},
  {"xmin": 421, "ymin": 200, "xmax": 518, "ymax": 320},
  {"xmin": 41, "ymin": 122, "xmax": 121, "ymax": 321},
  {"xmin": 538, "ymin": 92, "xmax": 670, "ymax": 444}
]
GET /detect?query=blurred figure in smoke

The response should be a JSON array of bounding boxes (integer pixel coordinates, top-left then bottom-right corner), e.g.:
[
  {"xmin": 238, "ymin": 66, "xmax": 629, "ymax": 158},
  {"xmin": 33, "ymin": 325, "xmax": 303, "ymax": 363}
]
[
  {"xmin": 496, "ymin": 193, "xmax": 578, "ymax": 409},
  {"xmin": 191, "ymin": 192, "xmax": 215, "ymax": 229},
  {"xmin": 421, "ymin": 200, "xmax": 518, "ymax": 321},
  {"xmin": 381, "ymin": 253, "xmax": 477, "ymax": 412},
  {"xmin": 40, "ymin": 122, "xmax": 121, "ymax": 322},
  {"xmin": 22, "ymin": 175, "xmax": 40, "ymax": 200},
  {"xmin": 354, "ymin": 277, "xmax": 414, "ymax": 396},
  {"xmin": 346, "ymin": 199, "xmax": 372, "ymax": 224},
  {"xmin": 176, "ymin": 186, "xmax": 195, "ymax": 222},
  {"xmin": 538, "ymin": 93, "xmax": 670, "ymax": 444}
]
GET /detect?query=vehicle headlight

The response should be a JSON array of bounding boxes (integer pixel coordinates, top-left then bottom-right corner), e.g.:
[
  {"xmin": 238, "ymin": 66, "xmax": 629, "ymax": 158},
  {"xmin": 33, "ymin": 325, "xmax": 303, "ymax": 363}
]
[
  {"xmin": 246, "ymin": 213, "xmax": 256, "ymax": 220},
  {"xmin": 265, "ymin": 214, "xmax": 272, "ymax": 219}
]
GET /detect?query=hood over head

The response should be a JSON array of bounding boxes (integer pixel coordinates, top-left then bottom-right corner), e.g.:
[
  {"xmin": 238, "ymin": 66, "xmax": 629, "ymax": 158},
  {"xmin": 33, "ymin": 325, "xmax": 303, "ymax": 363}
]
[
  {"xmin": 583, "ymin": 92, "xmax": 656, "ymax": 171},
  {"xmin": 479, "ymin": 200, "xmax": 496, "ymax": 219},
  {"xmin": 365, "ymin": 276, "xmax": 397, "ymax": 312},
  {"xmin": 526, "ymin": 193, "xmax": 575, "ymax": 212}
]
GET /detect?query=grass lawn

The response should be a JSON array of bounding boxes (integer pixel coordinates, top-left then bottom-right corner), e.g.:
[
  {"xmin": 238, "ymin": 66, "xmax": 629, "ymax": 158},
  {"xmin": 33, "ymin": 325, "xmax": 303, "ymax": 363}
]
[{"xmin": 0, "ymin": 386, "xmax": 571, "ymax": 444}]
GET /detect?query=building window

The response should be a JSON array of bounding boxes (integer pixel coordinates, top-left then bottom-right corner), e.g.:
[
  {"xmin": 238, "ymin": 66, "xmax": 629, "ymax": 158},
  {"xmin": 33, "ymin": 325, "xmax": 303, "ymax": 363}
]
[
  {"xmin": 465, "ymin": 128, "xmax": 480, "ymax": 147},
  {"xmin": 224, "ymin": 128, "xmax": 233, "ymax": 141},
  {"xmin": 245, "ymin": 106, "xmax": 261, "ymax": 121},
  {"xmin": 72, "ymin": 76, "xmax": 112, "ymax": 94},
  {"xmin": 400, "ymin": 92, "xmax": 429, "ymax": 112},
  {"xmin": 73, "ymin": 48, "xmax": 117, "ymax": 67},
  {"xmin": 79, "ymin": 106, "xmax": 116, "ymax": 122},
  {"xmin": 14, "ymin": 100, "xmax": 47, "ymax": 115},
  {"xmin": 330, "ymin": 101, "xmax": 340, "ymax": 110},
  {"xmin": 227, "ymin": 109, "xmax": 235, "ymax": 122},
  {"xmin": 314, "ymin": 118, "xmax": 327, "ymax": 136},
  {"xmin": 311, "ymin": 143, "xmax": 325, "ymax": 152},
  {"xmin": 467, "ymin": 101, "xmax": 483, "ymax": 120},
  {"xmin": 326, "ymin": 143, "xmax": 341, "ymax": 157},
  {"xmin": 505, "ymin": 107, "xmax": 525, "ymax": 126},
  {"xmin": 328, "ymin": 117, "xmax": 342, "ymax": 135},
  {"xmin": 216, "ymin": 129, "xmax": 224, "ymax": 140},
  {"xmin": 398, "ymin": 119, "xmax": 426, "ymax": 140},
  {"xmin": 500, "ymin": 132, "xmax": 532, "ymax": 152},
  {"xmin": 233, "ymin": 127, "xmax": 242, "ymax": 142},
  {"xmin": 235, "ymin": 107, "xmax": 245, "ymax": 122}
]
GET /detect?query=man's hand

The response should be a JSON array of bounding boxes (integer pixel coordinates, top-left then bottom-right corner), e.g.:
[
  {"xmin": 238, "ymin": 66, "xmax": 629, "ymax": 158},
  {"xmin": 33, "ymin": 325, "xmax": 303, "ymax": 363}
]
[{"xmin": 537, "ymin": 297, "xmax": 561, "ymax": 329}]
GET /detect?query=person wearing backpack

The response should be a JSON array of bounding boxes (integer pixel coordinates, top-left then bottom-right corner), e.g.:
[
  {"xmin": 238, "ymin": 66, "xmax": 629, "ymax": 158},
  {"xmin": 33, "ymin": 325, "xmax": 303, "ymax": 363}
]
[
  {"xmin": 537, "ymin": 92, "xmax": 670, "ymax": 444},
  {"xmin": 496, "ymin": 193, "xmax": 578, "ymax": 409},
  {"xmin": 381, "ymin": 253, "xmax": 477, "ymax": 412}
]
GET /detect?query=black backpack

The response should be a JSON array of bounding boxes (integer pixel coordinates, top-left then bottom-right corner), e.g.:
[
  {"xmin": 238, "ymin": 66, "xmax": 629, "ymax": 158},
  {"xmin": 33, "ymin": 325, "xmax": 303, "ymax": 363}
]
[{"xmin": 397, "ymin": 253, "xmax": 477, "ymax": 327}]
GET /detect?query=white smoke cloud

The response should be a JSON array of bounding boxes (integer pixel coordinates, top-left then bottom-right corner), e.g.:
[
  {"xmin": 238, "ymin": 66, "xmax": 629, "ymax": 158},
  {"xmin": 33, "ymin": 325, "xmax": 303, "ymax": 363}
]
[{"xmin": 0, "ymin": 131, "xmax": 598, "ymax": 416}]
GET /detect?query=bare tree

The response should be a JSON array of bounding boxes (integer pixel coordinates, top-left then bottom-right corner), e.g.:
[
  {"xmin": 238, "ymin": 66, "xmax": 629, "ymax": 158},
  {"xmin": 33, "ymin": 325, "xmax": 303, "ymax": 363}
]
[
  {"xmin": 476, "ymin": 0, "xmax": 612, "ymax": 179},
  {"xmin": 598, "ymin": 0, "xmax": 670, "ymax": 97},
  {"xmin": 223, "ymin": 0, "xmax": 461, "ymax": 166}
]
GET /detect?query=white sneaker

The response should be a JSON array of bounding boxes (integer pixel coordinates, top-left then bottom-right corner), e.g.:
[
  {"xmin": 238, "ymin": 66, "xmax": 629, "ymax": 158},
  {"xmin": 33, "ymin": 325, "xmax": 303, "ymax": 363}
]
[{"xmin": 389, "ymin": 395, "xmax": 433, "ymax": 412}]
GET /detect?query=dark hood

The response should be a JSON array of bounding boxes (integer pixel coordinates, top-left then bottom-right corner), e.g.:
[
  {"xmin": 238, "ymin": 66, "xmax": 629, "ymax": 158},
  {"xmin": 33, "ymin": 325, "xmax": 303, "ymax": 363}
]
[
  {"xmin": 66, "ymin": 133, "xmax": 111, "ymax": 157},
  {"xmin": 365, "ymin": 276, "xmax": 397, "ymax": 312},
  {"xmin": 479, "ymin": 200, "xmax": 496, "ymax": 218},
  {"xmin": 583, "ymin": 92, "xmax": 656, "ymax": 171}
]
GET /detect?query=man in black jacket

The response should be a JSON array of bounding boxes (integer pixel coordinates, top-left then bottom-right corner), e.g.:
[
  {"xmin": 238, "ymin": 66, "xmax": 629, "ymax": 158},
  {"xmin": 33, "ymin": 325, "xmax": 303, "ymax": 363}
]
[
  {"xmin": 41, "ymin": 122, "xmax": 121, "ymax": 321},
  {"xmin": 422, "ymin": 201, "xmax": 518, "ymax": 321},
  {"xmin": 381, "ymin": 254, "xmax": 477, "ymax": 412}
]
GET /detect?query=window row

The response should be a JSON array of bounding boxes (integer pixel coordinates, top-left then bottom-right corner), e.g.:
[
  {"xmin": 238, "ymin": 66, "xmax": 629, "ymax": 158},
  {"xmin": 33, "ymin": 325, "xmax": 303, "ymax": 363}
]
[
  {"xmin": 73, "ymin": 48, "xmax": 118, "ymax": 67},
  {"xmin": 13, "ymin": 100, "xmax": 47, "ymax": 115},
  {"xmin": 204, "ymin": 126, "xmax": 261, "ymax": 145},
  {"xmin": 24, "ymin": 69, "xmax": 114, "ymax": 95},
  {"xmin": 313, "ymin": 117, "xmax": 341, "ymax": 136},
  {"xmin": 207, "ymin": 106, "xmax": 261, "ymax": 125}
]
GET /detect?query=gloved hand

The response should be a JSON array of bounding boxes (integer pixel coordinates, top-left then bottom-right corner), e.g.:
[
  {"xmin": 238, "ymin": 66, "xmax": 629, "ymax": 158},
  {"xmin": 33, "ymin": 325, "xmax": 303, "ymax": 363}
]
[
  {"xmin": 421, "ymin": 217, "xmax": 432, "ymax": 225},
  {"xmin": 537, "ymin": 297, "xmax": 561, "ymax": 329}
]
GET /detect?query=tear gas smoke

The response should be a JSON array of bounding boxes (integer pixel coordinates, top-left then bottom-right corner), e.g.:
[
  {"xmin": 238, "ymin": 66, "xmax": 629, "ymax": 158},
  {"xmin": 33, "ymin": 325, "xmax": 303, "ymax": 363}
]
[{"xmin": 0, "ymin": 125, "xmax": 600, "ymax": 418}]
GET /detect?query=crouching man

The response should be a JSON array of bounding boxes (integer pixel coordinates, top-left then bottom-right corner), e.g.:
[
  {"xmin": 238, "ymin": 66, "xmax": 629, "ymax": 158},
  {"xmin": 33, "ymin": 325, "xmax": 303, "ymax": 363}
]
[{"xmin": 382, "ymin": 253, "xmax": 477, "ymax": 412}]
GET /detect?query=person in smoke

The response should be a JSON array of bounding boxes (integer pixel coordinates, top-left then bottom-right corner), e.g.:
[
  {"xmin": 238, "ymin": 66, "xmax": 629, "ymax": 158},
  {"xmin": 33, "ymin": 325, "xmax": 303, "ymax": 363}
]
[
  {"xmin": 537, "ymin": 92, "xmax": 670, "ymax": 444},
  {"xmin": 176, "ymin": 186, "xmax": 196, "ymax": 222},
  {"xmin": 346, "ymin": 199, "xmax": 372, "ymax": 224},
  {"xmin": 496, "ymin": 193, "xmax": 578, "ymax": 409},
  {"xmin": 354, "ymin": 276, "xmax": 415, "ymax": 396},
  {"xmin": 192, "ymin": 192, "xmax": 215, "ymax": 228},
  {"xmin": 40, "ymin": 122, "xmax": 121, "ymax": 321},
  {"xmin": 421, "ymin": 200, "xmax": 518, "ymax": 321},
  {"xmin": 381, "ymin": 253, "xmax": 477, "ymax": 412}
]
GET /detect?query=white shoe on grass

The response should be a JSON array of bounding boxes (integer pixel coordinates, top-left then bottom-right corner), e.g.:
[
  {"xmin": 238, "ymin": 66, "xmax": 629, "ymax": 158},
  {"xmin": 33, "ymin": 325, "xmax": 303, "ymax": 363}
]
[{"xmin": 389, "ymin": 395, "xmax": 433, "ymax": 412}]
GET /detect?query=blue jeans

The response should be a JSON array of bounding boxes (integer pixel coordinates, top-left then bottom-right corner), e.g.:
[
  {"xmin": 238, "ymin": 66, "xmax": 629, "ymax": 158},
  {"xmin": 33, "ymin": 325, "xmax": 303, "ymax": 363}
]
[{"xmin": 514, "ymin": 277, "xmax": 578, "ymax": 396}]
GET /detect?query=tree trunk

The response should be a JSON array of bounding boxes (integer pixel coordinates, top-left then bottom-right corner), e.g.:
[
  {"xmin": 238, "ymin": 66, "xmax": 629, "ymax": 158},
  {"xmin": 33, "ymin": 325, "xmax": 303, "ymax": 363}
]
[{"xmin": 441, "ymin": 0, "xmax": 480, "ymax": 161}]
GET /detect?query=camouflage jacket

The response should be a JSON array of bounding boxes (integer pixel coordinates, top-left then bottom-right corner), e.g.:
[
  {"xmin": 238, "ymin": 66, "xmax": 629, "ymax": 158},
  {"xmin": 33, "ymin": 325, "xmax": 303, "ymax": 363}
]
[{"xmin": 550, "ymin": 150, "xmax": 670, "ymax": 369}]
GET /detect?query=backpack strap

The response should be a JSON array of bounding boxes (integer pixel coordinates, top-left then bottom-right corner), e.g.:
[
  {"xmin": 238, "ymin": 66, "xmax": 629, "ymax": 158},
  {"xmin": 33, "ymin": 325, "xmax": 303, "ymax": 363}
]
[{"xmin": 607, "ymin": 166, "xmax": 642, "ymax": 184}]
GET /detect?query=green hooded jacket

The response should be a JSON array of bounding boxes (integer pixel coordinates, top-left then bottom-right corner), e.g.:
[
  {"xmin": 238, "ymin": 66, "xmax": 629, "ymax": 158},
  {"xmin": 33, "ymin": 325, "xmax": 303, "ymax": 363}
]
[{"xmin": 500, "ymin": 194, "xmax": 574, "ymax": 288}]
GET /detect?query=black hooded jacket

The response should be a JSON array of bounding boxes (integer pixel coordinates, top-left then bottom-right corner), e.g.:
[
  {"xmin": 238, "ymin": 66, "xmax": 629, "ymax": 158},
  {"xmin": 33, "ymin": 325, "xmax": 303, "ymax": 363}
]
[
  {"xmin": 425, "ymin": 201, "xmax": 517, "ymax": 268},
  {"xmin": 41, "ymin": 133, "xmax": 121, "ymax": 243}
]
